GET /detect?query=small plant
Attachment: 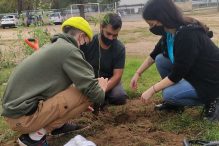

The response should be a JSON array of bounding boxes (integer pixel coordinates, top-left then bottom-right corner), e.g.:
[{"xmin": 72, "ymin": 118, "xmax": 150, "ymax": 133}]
[
  {"xmin": 17, "ymin": 26, "xmax": 53, "ymax": 55},
  {"xmin": 87, "ymin": 14, "xmax": 105, "ymax": 26}
]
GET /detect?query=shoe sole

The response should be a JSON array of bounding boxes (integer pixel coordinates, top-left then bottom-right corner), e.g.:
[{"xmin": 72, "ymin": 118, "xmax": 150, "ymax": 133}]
[
  {"xmin": 17, "ymin": 138, "xmax": 27, "ymax": 146},
  {"xmin": 48, "ymin": 125, "xmax": 91, "ymax": 138}
]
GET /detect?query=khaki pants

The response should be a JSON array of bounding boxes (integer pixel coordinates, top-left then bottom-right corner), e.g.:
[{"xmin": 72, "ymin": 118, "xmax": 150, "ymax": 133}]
[{"xmin": 5, "ymin": 86, "xmax": 91, "ymax": 134}]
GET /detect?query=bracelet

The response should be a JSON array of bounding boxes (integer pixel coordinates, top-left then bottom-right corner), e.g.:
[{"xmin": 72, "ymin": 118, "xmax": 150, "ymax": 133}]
[
  {"xmin": 152, "ymin": 85, "xmax": 158, "ymax": 93},
  {"xmin": 136, "ymin": 71, "xmax": 141, "ymax": 76}
]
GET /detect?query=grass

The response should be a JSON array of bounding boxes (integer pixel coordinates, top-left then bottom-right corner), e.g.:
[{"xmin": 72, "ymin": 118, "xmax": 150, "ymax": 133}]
[
  {"xmin": 1, "ymin": 56, "xmax": 219, "ymax": 144},
  {"xmin": 0, "ymin": 67, "xmax": 17, "ymax": 143},
  {"xmin": 119, "ymin": 27, "xmax": 151, "ymax": 44},
  {"xmin": 157, "ymin": 111, "xmax": 219, "ymax": 141},
  {"xmin": 122, "ymin": 55, "xmax": 161, "ymax": 98},
  {"xmin": 0, "ymin": 67, "xmax": 13, "ymax": 105},
  {"xmin": 0, "ymin": 67, "xmax": 13, "ymax": 113}
]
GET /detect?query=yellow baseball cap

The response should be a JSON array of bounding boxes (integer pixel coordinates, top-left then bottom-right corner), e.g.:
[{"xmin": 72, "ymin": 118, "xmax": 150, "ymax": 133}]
[{"xmin": 62, "ymin": 17, "xmax": 93, "ymax": 41}]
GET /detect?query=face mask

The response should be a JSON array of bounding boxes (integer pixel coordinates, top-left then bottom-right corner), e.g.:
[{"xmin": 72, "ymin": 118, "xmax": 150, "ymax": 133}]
[
  {"xmin": 101, "ymin": 31, "xmax": 114, "ymax": 46},
  {"xmin": 79, "ymin": 43, "xmax": 87, "ymax": 50},
  {"xmin": 149, "ymin": 26, "xmax": 165, "ymax": 36}
]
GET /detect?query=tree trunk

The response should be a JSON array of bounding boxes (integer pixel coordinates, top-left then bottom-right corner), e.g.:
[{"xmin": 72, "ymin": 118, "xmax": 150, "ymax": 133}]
[
  {"xmin": 77, "ymin": 0, "xmax": 86, "ymax": 18},
  {"xmin": 78, "ymin": 5, "xmax": 85, "ymax": 18},
  {"xmin": 217, "ymin": 0, "xmax": 219, "ymax": 11},
  {"xmin": 52, "ymin": 0, "xmax": 60, "ymax": 9},
  {"xmin": 18, "ymin": 0, "xmax": 23, "ymax": 14}
]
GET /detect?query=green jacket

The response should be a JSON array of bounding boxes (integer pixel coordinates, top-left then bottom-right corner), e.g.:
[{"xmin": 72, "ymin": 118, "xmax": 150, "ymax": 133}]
[{"xmin": 2, "ymin": 33, "xmax": 105, "ymax": 118}]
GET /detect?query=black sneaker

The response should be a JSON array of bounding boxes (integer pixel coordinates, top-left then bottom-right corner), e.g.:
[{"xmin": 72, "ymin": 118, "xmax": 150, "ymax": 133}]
[
  {"xmin": 50, "ymin": 123, "xmax": 82, "ymax": 136},
  {"xmin": 203, "ymin": 99, "xmax": 219, "ymax": 121},
  {"xmin": 154, "ymin": 101, "xmax": 185, "ymax": 112},
  {"xmin": 17, "ymin": 134, "xmax": 48, "ymax": 146}
]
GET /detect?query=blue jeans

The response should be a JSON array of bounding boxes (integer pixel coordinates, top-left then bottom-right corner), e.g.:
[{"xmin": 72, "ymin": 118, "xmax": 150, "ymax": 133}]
[{"xmin": 155, "ymin": 54, "xmax": 203, "ymax": 106}]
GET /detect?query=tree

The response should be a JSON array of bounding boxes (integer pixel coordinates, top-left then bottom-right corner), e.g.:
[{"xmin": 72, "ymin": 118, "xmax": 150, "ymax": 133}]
[
  {"xmin": 51, "ymin": 0, "xmax": 60, "ymax": 9},
  {"xmin": 17, "ymin": 0, "xmax": 23, "ymax": 14},
  {"xmin": 0, "ymin": 0, "xmax": 120, "ymax": 16},
  {"xmin": 74, "ymin": 0, "xmax": 88, "ymax": 18},
  {"xmin": 0, "ymin": 0, "xmax": 17, "ymax": 13}
]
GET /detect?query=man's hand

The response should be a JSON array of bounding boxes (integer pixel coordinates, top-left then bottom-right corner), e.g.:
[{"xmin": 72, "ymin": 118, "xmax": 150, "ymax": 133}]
[
  {"xmin": 90, "ymin": 77, "xmax": 108, "ymax": 116},
  {"xmin": 98, "ymin": 77, "xmax": 108, "ymax": 92}
]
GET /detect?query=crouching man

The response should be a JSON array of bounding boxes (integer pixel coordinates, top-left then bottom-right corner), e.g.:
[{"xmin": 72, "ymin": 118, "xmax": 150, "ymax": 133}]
[{"xmin": 1, "ymin": 17, "xmax": 108, "ymax": 146}]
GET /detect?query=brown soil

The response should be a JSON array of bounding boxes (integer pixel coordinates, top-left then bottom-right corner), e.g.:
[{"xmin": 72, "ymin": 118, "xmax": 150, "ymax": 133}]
[
  {"xmin": 46, "ymin": 99, "xmax": 185, "ymax": 146},
  {"xmin": 87, "ymin": 100, "xmax": 184, "ymax": 146}
]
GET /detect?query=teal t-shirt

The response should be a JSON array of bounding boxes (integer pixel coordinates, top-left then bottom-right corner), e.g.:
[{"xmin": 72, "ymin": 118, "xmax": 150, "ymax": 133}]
[{"xmin": 166, "ymin": 32, "xmax": 175, "ymax": 64}]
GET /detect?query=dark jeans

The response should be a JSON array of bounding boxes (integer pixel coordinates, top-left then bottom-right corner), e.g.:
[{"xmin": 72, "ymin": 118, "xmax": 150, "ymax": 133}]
[{"xmin": 105, "ymin": 83, "xmax": 127, "ymax": 105}]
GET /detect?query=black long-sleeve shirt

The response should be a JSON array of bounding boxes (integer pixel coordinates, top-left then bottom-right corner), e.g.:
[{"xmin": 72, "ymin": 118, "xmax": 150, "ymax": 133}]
[{"xmin": 150, "ymin": 24, "xmax": 219, "ymax": 101}]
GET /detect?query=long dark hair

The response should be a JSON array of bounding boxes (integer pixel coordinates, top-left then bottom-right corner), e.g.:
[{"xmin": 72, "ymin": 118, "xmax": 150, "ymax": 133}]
[
  {"xmin": 184, "ymin": 16, "xmax": 209, "ymax": 32},
  {"xmin": 142, "ymin": 0, "xmax": 185, "ymax": 28},
  {"xmin": 183, "ymin": 16, "xmax": 213, "ymax": 37}
]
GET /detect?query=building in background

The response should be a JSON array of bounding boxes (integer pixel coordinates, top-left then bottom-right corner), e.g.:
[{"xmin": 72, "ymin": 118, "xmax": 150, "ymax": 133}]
[
  {"xmin": 118, "ymin": 0, "xmax": 192, "ymax": 15},
  {"xmin": 119, "ymin": 0, "xmax": 148, "ymax": 5},
  {"xmin": 118, "ymin": 0, "xmax": 147, "ymax": 15}
]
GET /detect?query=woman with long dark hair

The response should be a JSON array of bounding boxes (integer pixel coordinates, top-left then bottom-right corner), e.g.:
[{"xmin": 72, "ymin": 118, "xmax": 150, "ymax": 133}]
[{"xmin": 130, "ymin": 0, "xmax": 219, "ymax": 120}]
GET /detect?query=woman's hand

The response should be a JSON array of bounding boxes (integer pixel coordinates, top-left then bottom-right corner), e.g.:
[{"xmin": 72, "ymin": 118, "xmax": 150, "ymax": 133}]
[
  {"xmin": 140, "ymin": 86, "xmax": 155, "ymax": 103},
  {"xmin": 130, "ymin": 73, "xmax": 140, "ymax": 90}
]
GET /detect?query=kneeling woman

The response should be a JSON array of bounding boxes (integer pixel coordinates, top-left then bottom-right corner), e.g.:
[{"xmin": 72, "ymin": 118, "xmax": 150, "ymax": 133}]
[{"xmin": 131, "ymin": 0, "xmax": 219, "ymax": 121}]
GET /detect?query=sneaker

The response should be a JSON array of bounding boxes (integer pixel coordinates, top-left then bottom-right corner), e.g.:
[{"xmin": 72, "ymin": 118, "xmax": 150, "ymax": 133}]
[
  {"xmin": 203, "ymin": 99, "xmax": 219, "ymax": 121},
  {"xmin": 17, "ymin": 134, "xmax": 48, "ymax": 146},
  {"xmin": 154, "ymin": 101, "xmax": 185, "ymax": 112},
  {"xmin": 50, "ymin": 123, "xmax": 82, "ymax": 136}
]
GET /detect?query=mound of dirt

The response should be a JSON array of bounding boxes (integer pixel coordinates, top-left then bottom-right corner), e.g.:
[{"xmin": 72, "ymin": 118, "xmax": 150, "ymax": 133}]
[{"xmin": 46, "ymin": 99, "xmax": 185, "ymax": 146}]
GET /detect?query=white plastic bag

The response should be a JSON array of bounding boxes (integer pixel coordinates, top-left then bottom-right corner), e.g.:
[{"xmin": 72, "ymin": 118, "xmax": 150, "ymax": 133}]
[{"xmin": 64, "ymin": 135, "xmax": 96, "ymax": 146}]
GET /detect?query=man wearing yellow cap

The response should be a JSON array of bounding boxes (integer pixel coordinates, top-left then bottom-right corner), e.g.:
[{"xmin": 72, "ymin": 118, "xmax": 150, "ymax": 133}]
[{"xmin": 2, "ymin": 17, "xmax": 108, "ymax": 146}]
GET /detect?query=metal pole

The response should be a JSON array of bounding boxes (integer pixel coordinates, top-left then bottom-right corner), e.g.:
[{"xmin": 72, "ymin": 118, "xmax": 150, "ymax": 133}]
[
  {"xmin": 97, "ymin": 3, "xmax": 101, "ymax": 34},
  {"xmin": 217, "ymin": 0, "xmax": 219, "ymax": 11},
  {"xmin": 115, "ymin": 2, "xmax": 117, "ymax": 13},
  {"xmin": 18, "ymin": 0, "xmax": 23, "ymax": 15},
  {"xmin": 96, "ymin": 3, "xmax": 100, "ymax": 15},
  {"xmin": 71, "ymin": 5, "xmax": 73, "ymax": 16}
]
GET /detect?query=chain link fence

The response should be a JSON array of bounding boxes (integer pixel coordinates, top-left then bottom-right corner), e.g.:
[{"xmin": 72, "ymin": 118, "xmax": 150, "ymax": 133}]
[{"xmin": 192, "ymin": 0, "xmax": 219, "ymax": 10}]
